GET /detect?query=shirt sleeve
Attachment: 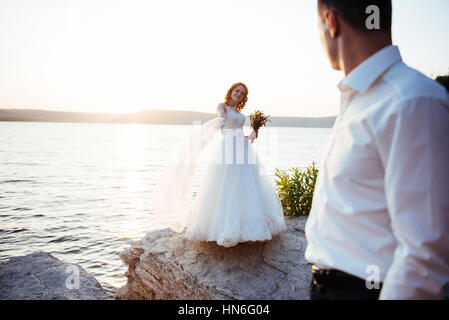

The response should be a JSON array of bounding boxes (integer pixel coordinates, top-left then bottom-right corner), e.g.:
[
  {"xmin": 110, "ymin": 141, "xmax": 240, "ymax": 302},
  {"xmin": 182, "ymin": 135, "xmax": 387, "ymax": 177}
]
[
  {"xmin": 376, "ymin": 97, "xmax": 449, "ymax": 299},
  {"xmin": 216, "ymin": 103, "xmax": 226, "ymax": 129}
]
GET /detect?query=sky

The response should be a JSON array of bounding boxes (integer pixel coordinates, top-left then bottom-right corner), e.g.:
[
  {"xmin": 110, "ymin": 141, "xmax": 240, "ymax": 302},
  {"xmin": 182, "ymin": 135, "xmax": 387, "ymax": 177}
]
[{"xmin": 0, "ymin": 0, "xmax": 448, "ymax": 117}]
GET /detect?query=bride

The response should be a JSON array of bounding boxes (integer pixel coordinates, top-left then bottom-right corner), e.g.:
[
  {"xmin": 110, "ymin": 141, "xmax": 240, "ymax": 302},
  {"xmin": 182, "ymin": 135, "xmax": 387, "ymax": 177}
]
[{"xmin": 151, "ymin": 82, "xmax": 286, "ymax": 247}]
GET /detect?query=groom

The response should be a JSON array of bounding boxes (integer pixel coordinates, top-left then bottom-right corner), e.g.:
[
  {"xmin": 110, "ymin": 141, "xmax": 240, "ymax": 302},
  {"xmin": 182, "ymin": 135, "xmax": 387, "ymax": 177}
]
[{"xmin": 305, "ymin": 0, "xmax": 449, "ymax": 299}]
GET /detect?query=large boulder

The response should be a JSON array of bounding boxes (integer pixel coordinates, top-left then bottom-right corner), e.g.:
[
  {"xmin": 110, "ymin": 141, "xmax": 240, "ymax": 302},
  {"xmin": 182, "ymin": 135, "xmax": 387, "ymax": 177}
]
[
  {"xmin": 0, "ymin": 251, "xmax": 109, "ymax": 300},
  {"xmin": 115, "ymin": 216, "xmax": 312, "ymax": 300}
]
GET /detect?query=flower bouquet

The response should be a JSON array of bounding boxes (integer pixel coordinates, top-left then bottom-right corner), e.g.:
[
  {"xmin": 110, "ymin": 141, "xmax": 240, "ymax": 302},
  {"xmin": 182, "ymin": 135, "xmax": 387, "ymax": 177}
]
[{"xmin": 249, "ymin": 110, "xmax": 271, "ymax": 138}]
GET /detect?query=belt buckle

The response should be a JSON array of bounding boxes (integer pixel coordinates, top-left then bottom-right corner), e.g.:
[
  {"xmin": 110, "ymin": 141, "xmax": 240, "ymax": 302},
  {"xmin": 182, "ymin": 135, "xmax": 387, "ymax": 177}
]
[
  {"xmin": 312, "ymin": 265, "xmax": 325, "ymax": 285},
  {"xmin": 312, "ymin": 264, "xmax": 328, "ymax": 274},
  {"xmin": 312, "ymin": 265, "xmax": 321, "ymax": 273}
]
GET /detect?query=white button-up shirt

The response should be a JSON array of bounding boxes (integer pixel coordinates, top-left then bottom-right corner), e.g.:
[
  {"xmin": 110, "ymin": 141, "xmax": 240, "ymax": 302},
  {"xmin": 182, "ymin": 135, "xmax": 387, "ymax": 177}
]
[{"xmin": 304, "ymin": 45, "xmax": 449, "ymax": 299}]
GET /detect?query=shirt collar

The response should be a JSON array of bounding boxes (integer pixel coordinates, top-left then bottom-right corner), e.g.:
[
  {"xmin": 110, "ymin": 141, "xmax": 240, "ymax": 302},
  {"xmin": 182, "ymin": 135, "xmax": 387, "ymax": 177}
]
[{"xmin": 338, "ymin": 45, "xmax": 402, "ymax": 94}]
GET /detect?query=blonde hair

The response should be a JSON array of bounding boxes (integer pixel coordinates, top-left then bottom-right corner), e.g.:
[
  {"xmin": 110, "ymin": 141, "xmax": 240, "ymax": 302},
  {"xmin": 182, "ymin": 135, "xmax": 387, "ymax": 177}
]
[{"xmin": 224, "ymin": 82, "xmax": 248, "ymax": 112}]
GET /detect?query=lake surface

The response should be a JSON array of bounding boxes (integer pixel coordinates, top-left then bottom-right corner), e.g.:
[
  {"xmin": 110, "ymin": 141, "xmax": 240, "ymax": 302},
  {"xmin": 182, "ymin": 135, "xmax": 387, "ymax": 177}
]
[{"xmin": 0, "ymin": 121, "xmax": 331, "ymax": 297}]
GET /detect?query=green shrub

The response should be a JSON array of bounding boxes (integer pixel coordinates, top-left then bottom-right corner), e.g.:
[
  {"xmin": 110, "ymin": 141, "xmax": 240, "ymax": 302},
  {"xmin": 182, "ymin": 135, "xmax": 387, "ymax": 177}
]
[
  {"xmin": 435, "ymin": 74, "xmax": 449, "ymax": 92},
  {"xmin": 275, "ymin": 162, "xmax": 319, "ymax": 217}
]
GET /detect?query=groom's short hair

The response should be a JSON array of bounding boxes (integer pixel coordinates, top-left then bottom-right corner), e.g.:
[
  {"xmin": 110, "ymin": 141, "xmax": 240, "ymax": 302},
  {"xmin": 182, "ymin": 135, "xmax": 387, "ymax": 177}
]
[{"xmin": 318, "ymin": 0, "xmax": 392, "ymax": 34}]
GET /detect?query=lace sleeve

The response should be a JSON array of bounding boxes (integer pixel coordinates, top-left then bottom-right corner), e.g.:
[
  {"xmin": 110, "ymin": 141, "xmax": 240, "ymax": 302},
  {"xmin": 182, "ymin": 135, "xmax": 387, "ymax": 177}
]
[{"xmin": 216, "ymin": 103, "xmax": 226, "ymax": 129}]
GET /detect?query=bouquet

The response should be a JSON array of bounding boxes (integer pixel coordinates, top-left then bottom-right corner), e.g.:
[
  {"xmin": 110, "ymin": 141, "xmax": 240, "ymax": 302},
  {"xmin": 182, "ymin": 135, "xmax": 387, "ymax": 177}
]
[{"xmin": 249, "ymin": 110, "xmax": 271, "ymax": 138}]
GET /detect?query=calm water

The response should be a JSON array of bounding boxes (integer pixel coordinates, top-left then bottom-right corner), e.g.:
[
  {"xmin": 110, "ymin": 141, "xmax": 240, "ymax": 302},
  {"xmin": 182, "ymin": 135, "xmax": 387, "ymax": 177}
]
[{"xmin": 0, "ymin": 121, "xmax": 331, "ymax": 298}]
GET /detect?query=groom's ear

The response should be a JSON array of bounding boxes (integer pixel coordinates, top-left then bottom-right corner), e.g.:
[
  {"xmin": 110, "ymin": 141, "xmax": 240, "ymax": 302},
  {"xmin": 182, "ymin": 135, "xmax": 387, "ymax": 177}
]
[{"xmin": 323, "ymin": 10, "xmax": 339, "ymax": 38}]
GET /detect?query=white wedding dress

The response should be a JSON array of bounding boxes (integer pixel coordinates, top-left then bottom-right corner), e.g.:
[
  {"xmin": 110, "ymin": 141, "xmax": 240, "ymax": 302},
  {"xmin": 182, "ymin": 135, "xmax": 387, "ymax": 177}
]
[{"xmin": 151, "ymin": 103, "xmax": 286, "ymax": 247}]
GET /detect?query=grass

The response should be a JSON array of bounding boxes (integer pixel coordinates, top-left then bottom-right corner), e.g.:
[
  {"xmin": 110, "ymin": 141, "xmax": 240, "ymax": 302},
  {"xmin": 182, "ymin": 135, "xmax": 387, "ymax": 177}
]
[{"xmin": 435, "ymin": 73, "xmax": 449, "ymax": 92}]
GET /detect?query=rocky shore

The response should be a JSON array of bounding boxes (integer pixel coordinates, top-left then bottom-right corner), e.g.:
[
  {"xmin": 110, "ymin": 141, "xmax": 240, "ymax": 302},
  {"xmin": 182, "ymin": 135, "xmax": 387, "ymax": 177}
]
[
  {"xmin": 0, "ymin": 251, "xmax": 109, "ymax": 300},
  {"xmin": 3, "ymin": 218, "xmax": 447, "ymax": 300},
  {"xmin": 0, "ymin": 217, "xmax": 311, "ymax": 300},
  {"xmin": 115, "ymin": 216, "xmax": 311, "ymax": 300}
]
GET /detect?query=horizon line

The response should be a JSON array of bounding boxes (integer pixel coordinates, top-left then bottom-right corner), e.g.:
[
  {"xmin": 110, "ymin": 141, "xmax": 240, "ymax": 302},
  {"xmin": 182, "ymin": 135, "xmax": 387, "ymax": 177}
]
[{"xmin": 0, "ymin": 107, "xmax": 338, "ymax": 119}]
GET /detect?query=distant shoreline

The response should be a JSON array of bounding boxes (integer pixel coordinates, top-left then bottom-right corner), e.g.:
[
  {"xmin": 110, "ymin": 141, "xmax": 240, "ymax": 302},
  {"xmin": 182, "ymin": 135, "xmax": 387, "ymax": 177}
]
[{"xmin": 0, "ymin": 108, "xmax": 336, "ymax": 128}]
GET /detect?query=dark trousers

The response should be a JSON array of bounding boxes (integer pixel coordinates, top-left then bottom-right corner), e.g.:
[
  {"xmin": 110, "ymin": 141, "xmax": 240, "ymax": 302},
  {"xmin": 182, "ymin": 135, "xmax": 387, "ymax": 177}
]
[{"xmin": 309, "ymin": 268, "xmax": 382, "ymax": 300}]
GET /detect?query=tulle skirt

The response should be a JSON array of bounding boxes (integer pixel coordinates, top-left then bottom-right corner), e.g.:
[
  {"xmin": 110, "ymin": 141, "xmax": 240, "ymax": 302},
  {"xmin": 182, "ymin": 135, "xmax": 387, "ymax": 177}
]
[{"xmin": 184, "ymin": 128, "xmax": 286, "ymax": 247}]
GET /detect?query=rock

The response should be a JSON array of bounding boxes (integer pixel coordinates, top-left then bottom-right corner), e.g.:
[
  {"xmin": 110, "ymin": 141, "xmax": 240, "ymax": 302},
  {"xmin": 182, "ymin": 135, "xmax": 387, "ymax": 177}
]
[
  {"xmin": 443, "ymin": 282, "xmax": 449, "ymax": 300},
  {"xmin": 0, "ymin": 251, "xmax": 109, "ymax": 300},
  {"xmin": 115, "ymin": 216, "xmax": 312, "ymax": 300}
]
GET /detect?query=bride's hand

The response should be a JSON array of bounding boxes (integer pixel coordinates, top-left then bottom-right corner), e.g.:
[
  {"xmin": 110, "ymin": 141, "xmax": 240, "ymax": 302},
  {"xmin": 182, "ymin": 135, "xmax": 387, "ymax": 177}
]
[{"xmin": 245, "ymin": 135, "xmax": 255, "ymax": 143}]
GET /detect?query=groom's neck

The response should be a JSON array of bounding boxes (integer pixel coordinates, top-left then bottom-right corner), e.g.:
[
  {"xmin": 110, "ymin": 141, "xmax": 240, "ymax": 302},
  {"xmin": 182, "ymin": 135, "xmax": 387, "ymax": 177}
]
[{"xmin": 338, "ymin": 31, "xmax": 392, "ymax": 76}]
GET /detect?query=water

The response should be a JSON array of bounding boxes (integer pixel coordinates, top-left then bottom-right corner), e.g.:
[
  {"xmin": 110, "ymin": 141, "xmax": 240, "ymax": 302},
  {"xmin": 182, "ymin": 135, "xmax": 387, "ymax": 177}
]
[{"xmin": 0, "ymin": 121, "xmax": 331, "ymax": 298}]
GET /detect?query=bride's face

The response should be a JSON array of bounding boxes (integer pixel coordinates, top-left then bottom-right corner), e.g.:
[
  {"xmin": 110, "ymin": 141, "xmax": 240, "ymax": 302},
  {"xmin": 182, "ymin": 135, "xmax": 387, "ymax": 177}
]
[{"xmin": 230, "ymin": 85, "xmax": 246, "ymax": 104}]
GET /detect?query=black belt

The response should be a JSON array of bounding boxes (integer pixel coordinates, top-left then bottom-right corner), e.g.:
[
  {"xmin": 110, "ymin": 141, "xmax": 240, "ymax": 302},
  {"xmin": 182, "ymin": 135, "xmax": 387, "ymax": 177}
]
[{"xmin": 311, "ymin": 265, "xmax": 382, "ymax": 289}]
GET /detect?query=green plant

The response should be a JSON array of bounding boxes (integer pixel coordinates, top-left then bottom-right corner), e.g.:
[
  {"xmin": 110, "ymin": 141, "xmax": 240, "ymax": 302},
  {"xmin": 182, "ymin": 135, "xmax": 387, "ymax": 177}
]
[{"xmin": 275, "ymin": 162, "xmax": 319, "ymax": 217}]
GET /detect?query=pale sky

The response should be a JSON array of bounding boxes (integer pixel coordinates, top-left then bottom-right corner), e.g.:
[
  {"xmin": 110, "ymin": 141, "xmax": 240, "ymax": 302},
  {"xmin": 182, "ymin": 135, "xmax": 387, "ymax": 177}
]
[{"xmin": 1, "ymin": 0, "xmax": 448, "ymax": 117}]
